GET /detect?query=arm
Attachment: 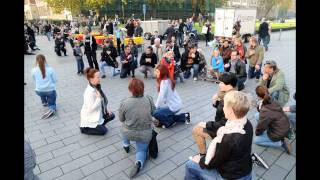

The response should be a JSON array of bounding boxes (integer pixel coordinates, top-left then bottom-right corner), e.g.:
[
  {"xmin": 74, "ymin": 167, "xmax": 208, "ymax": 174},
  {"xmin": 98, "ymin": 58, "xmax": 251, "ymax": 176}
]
[
  {"xmin": 139, "ymin": 53, "xmax": 146, "ymax": 65},
  {"xmin": 257, "ymin": 47, "xmax": 264, "ymax": 65},
  {"xmin": 255, "ymin": 110, "xmax": 273, "ymax": 136},
  {"xmin": 155, "ymin": 81, "xmax": 168, "ymax": 108},
  {"xmin": 84, "ymin": 91, "xmax": 103, "ymax": 114},
  {"xmin": 268, "ymin": 72, "xmax": 285, "ymax": 94},
  {"xmin": 118, "ymin": 101, "xmax": 126, "ymax": 122},
  {"xmin": 50, "ymin": 69, "xmax": 57, "ymax": 83}
]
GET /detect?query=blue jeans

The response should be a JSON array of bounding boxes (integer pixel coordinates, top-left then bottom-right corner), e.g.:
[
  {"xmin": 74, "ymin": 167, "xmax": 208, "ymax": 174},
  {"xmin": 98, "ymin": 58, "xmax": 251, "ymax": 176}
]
[
  {"xmin": 35, "ymin": 90, "xmax": 57, "ymax": 111},
  {"xmin": 76, "ymin": 57, "xmax": 84, "ymax": 73},
  {"xmin": 122, "ymin": 136, "xmax": 149, "ymax": 167},
  {"xmin": 46, "ymin": 32, "xmax": 51, "ymax": 41},
  {"xmin": 185, "ymin": 160, "xmax": 252, "ymax": 180},
  {"xmin": 254, "ymin": 113, "xmax": 282, "ymax": 148},
  {"xmin": 178, "ymin": 32, "xmax": 184, "ymax": 47},
  {"xmin": 99, "ymin": 61, "xmax": 120, "ymax": 76},
  {"xmin": 184, "ymin": 64, "xmax": 200, "ymax": 79},
  {"xmin": 237, "ymin": 77, "xmax": 247, "ymax": 91},
  {"xmin": 258, "ymin": 36, "xmax": 269, "ymax": 50},
  {"xmin": 153, "ymin": 107, "xmax": 186, "ymax": 128},
  {"xmin": 270, "ymin": 91, "xmax": 280, "ymax": 101},
  {"xmin": 286, "ymin": 112, "xmax": 296, "ymax": 130},
  {"xmin": 248, "ymin": 64, "xmax": 262, "ymax": 79}
]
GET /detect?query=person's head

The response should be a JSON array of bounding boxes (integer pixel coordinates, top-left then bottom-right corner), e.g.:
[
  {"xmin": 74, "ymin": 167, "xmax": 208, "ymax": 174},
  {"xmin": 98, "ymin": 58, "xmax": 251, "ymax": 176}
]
[
  {"xmin": 213, "ymin": 49, "xmax": 220, "ymax": 57},
  {"xmin": 179, "ymin": 19, "xmax": 183, "ymax": 23},
  {"xmin": 145, "ymin": 46, "xmax": 153, "ymax": 55},
  {"xmin": 223, "ymin": 91, "xmax": 250, "ymax": 120},
  {"xmin": 155, "ymin": 64, "xmax": 175, "ymax": 92},
  {"xmin": 84, "ymin": 29, "xmax": 89, "ymax": 35},
  {"xmin": 218, "ymin": 72, "xmax": 238, "ymax": 92},
  {"xmin": 154, "ymin": 38, "xmax": 161, "ymax": 46},
  {"xmin": 234, "ymin": 38, "xmax": 242, "ymax": 47},
  {"xmin": 171, "ymin": 36, "xmax": 176, "ymax": 44},
  {"xmin": 124, "ymin": 45, "xmax": 131, "ymax": 55},
  {"xmin": 223, "ymin": 40, "xmax": 229, "ymax": 48},
  {"xmin": 230, "ymin": 50, "xmax": 239, "ymax": 61},
  {"xmin": 154, "ymin": 30, "xmax": 158, "ymax": 36},
  {"xmin": 255, "ymin": 85, "xmax": 272, "ymax": 105},
  {"xmin": 36, "ymin": 54, "xmax": 47, "ymax": 79},
  {"xmin": 84, "ymin": 67, "xmax": 100, "ymax": 86},
  {"xmin": 249, "ymin": 36, "xmax": 258, "ymax": 47},
  {"xmin": 263, "ymin": 60, "xmax": 278, "ymax": 75},
  {"xmin": 128, "ymin": 38, "xmax": 135, "ymax": 46},
  {"xmin": 128, "ymin": 78, "xmax": 144, "ymax": 97},
  {"xmin": 189, "ymin": 44, "xmax": 197, "ymax": 53},
  {"xmin": 261, "ymin": 18, "xmax": 266, "ymax": 22}
]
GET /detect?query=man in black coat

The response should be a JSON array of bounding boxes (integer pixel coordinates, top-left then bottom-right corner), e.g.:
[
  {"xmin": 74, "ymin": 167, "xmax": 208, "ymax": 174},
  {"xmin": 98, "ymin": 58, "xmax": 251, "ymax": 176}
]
[
  {"xmin": 225, "ymin": 50, "xmax": 247, "ymax": 91},
  {"xmin": 164, "ymin": 23, "xmax": 176, "ymax": 41},
  {"xmin": 83, "ymin": 29, "xmax": 99, "ymax": 70},
  {"xmin": 125, "ymin": 19, "xmax": 135, "ymax": 38},
  {"xmin": 139, "ymin": 46, "xmax": 157, "ymax": 78},
  {"xmin": 99, "ymin": 40, "xmax": 119, "ymax": 78},
  {"xmin": 54, "ymin": 34, "xmax": 67, "ymax": 56},
  {"xmin": 258, "ymin": 18, "xmax": 270, "ymax": 51}
]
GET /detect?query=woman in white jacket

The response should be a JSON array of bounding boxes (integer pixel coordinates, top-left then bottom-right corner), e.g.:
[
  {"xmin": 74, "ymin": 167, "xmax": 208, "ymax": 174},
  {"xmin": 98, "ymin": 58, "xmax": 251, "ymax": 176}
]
[{"xmin": 80, "ymin": 68, "xmax": 115, "ymax": 135}]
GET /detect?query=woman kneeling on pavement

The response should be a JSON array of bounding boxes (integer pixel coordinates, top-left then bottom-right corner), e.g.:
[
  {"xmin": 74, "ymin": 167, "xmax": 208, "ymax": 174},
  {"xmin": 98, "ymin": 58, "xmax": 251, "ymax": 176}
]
[
  {"xmin": 119, "ymin": 78, "xmax": 156, "ymax": 178},
  {"xmin": 254, "ymin": 85, "xmax": 291, "ymax": 154},
  {"xmin": 153, "ymin": 64, "xmax": 190, "ymax": 128},
  {"xmin": 185, "ymin": 91, "xmax": 253, "ymax": 180},
  {"xmin": 80, "ymin": 68, "xmax": 115, "ymax": 135}
]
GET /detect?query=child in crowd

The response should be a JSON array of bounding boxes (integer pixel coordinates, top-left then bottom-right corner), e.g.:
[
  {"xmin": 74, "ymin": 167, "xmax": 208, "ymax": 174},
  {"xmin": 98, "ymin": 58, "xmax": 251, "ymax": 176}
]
[
  {"xmin": 73, "ymin": 40, "xmax": 84, "ymax": 75},
  {"xmin": 210, "ymin": 49, "xmax": 224, "ymax": 79}
]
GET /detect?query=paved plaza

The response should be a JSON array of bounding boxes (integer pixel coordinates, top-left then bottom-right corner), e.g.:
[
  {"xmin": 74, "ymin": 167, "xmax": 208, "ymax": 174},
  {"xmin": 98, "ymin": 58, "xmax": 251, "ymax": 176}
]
[{"xmin": 24, "ymin": 30, "xmax": 296, "ymax": 180}]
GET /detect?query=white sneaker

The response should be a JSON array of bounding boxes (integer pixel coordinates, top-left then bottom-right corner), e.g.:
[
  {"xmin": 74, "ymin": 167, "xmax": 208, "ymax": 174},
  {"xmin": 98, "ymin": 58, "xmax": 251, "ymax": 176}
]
[{"xmin": 193, "ymin": 77, "xmax": 198, "ymax": 81}]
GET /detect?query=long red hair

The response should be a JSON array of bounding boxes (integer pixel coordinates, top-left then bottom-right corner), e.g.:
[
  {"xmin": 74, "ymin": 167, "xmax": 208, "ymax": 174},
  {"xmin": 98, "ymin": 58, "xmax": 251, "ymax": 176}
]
[{"xmin": 155, "ymin": 64, "xmax": 175, "ymax": 92}]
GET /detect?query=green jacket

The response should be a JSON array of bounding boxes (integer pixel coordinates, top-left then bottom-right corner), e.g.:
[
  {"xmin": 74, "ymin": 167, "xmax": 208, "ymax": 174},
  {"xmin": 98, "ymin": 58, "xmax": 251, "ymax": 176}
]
[
  {"xmin": 259, "ymin": 70, "xmax": 290, "ymax": 107},
  {"xmin": 245, "ymin": 45, "xmax": 264, "ymax": 66}
]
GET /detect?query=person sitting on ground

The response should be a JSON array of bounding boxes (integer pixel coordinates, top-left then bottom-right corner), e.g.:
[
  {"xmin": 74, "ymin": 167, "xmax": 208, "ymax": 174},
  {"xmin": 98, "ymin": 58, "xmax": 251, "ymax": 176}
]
[
  {"xmin": 225, "ymin": 50, "xmax": 247, "ymax": 91},
  {"xmin": 120, "ymin": 46, "xmax": 134, "ymax": 78},
  {"xmin": 219, "ymin": 39, "xmax": 232, "ymax": 65},
  {"xmin": 150, "ymin": 30, "xmax": 162, "ymax": 45},
  {"xmin": 54, "ymin": 34, "xmax": 67, "ymax": 56},
  {"xmin": 246, "ymin": 36, "xmax": 264, "ymax": 81},
  {"xmin": 210, "ymin": 49, "xmax": 224, "ymax": 79},
  {"xmin": 234, "ymin": 38, "xmax": 246, "ymax": 63},
  {"xmin": 181, "ymin": 44, "xmax": 201, "ymax": 80},
  {"xmin": 283, "ymin": 92, "xmax": 296, "ymax": 132},
  {"xmin": 152, "ymin": 38, "xmax": 165, "ymax": 63},
  {"xmin": 80, "ymin": 68, "xmax": 115, "ymax": 135},
  {"xmin": 128, "ymin": 38, "xmax": 138, "ymax": 77},
  {"xmin": 153, "ymin": 64, "xmax": 190, "ymax": 128},
  {"xmin": 99, "ymin": 39, "xmax": 120, "ymax": 78},
  {"xmin": 254, "ymin": 85, "xmax": 291, "ymax": 154},
  {"xmin": 31, "ymin": 54, "xmax": 57, "ymax": 119},
  {"xmin": 258, "ymin": 60, "xmax": 290, "ymax": 107},
  {"xmin": 139, "ymin": 46, "xmax": 157, "ymax": 79},
  {"xmin": 186, "ymin": 91, "xmax": 253, "ymax": 180},
  {"xmin": 160, "ymin": 50, "xmax": 175, "ymax": 81},
  {"xmin": 192, "ymin": 72, "xmax": 237, "ymax": 155},
  {"xmin": 119, "ymin": 78, "xmax": 156, "ymax": 178},
  {"xmin": 166, "ymin": 39, "xmax": 181, "ymax": 63}
]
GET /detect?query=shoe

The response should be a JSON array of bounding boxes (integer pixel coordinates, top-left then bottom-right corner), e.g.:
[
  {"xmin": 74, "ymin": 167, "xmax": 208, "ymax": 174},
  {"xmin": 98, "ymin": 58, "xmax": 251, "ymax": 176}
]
[
  {"xmin": 41, "ymin": 109, "xmax": 55, "ymax": 119},
  {"xmin": 129, "ymin": 161, "xmax": 141, "ymax": 178},
  {"xmin": 42, "ymin": 103, "xmax": 48, "ymax": 107},
  {"xmin": 281, "ymin": 138, "xmax": 291, "ymax": 154},
  {"xmin": 193, "ymin": 77, "xmax": 198, "ymax": 81},
  {"xmin": 24, "ymin": 83, "xmax": 27, "ymax": 85},
  {"xmin": 185, "ymin": 113, "xmax": 191, "ymax": 124},
  {"xmin": 252, "ymin": 153, "xmax": 269, "ymax": 169},
  {"xmin": 123, "ymin": 146, "xmax": 130, "ymax": 153},
  {"xmin": 101, "ymin": 75, "xmax": 106, "ymax": 78},
  {"xmin": 161, "ymin": 125, "xmax": 166, "ymax": 129}
]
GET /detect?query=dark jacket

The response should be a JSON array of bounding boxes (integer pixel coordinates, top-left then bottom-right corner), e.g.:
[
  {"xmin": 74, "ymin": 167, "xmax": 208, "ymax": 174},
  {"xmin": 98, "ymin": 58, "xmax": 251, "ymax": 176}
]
[
  {"xmin": 120, "ymin": 52, "xmax": 134, "ymax": 69},
  {"xmin": 53, "ymin": 27, "xmax": 60, "ymax": 35},
  {"xmin": 101, "ymin": 46, "xmax": 118, "ymax": 65},
  {"xmin": 169, "ymin": 44, "xmax": 181, "ymax": 63},
  {"xmin": 44, "ymin": 24, "xmax": 51, "ymax": 33},
  {"xmin": 108, "ymin": 22, "xmax": 114, "ymax": 34},
  {"xmin": 225, "ymin": 59, "xmax": 247, "ymax": 79},
  {"xmin": 256, "ymin": 100, "xmax": 290, "ymax": 141},
  {"xmin": 134, "ymin": 26, "xmax": 143, "ymax": 37},
  {"xmin": 130, "ymin": 45, "xmax": 138, "ymax": 58},
  {"xmin": 199, "ymin": 120, "xmax": 253, "ymax": 180},
  {"xmin": 55, "ymin": 38, "xmax": 65, "ymax": 49},
  {"xmin": 139, "ymin": 53, "xmax": 157, "ymax": 68},
  {"xmin": 219, "ymin": 46, "xmax": 232, "ymax": 64},
  {"xmin": 181, "ymin": 50, "xmax": 200, "ymax": 71},
  {"xmin": 164, "ymin": 26, "xmax": 175, "ymax": 40},
  {"xmin": 178, "ymin": 22, "xmax": 187, "ymax": 33},
  {"xmin": 84, "ymin": 35, "xmax": 97, "ymax": 53},
  {"xmin": 126, "ymin": 23, "xmax": 135, "ymax": 37},
  {"xmin": 258, "ymin": 22, "xmax": 269, "ymax": 38}
]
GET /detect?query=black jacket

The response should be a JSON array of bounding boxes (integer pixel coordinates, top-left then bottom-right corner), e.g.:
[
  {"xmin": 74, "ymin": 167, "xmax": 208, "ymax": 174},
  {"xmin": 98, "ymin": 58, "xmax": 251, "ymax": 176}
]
[
  {"xmin": 139, "ymin": 53, "xmax": 157, "ymax": 68},
  {"xmin": 199, "ymin": 120, "xmax": 253, "ymax": 180},
  {"xmin": 55, "ymin": 38, "xmax": 65, "ymax": 49},
  {"xmin": 181, "ymin": 50, "xmax": 200, "ymax": 71},
  {"xmin": 44, "ymin": 24, "xmax": 51, "ymax": 33},
  {"xmin": 108, "ymin": 22, "xmax": 114, "ymax": 34},
  {"xmin": 225, "ymin": 59, "xmax": 247, "ymax": 79},
  {"xmin": 120, "ymin": 52, "xmax": 134, "ymax": 69},
  {"xmin": 258, "ymin": 22, "xmax": 269, "ymax": 38},
  {"xmin": 173, "ymin": 44, "xmax": 181, "ymax": 63},
  {"xmin": 178, "ymin": 22, "xmax": 187, "ymax": 33},
  {"xmin": 134, "ymin": 26, "xmax": 143, "ymax": 37},
  {"xmin": 164, "ymin": 26, "xmax": 175, "ymax": 40},
  {"xmin": 101, "ymin": 46, "xmax": 118, "ymax": 65},
  {"xmin": 84, "ymin": 35, "xmax": 97, "ymax": 53},
  {"xmin": 126, "ymin": 23, "xmax": 135, "ymax": 37},
  {"xmin": 256, "ymin": 100, "xmax": 290, "ymax": 141}
]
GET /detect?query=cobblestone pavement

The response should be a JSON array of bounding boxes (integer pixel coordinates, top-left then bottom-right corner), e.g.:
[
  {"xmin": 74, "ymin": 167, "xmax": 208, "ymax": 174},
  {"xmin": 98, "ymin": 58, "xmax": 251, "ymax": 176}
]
[{"xmin": 24, "ymin": 30, "xmax": 296, "ymax": 180}]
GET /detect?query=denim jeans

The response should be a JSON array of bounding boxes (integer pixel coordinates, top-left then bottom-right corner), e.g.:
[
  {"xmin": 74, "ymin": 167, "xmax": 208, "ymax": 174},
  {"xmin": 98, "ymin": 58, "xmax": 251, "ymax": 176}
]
[
  {"xmin": 185, "ymin": 160, "xmax": 252, "ymax": 180},
  {"xmin": 46, "ymin": 32, "xmax": 51, "ymax": 41},
  {"xmin": 178, "ymin": 32, "xmax": 184, "ymax": 47},
  {"xmin": 35, "ymin": 90, "xmax": 57, "ymax": 111},
  {"xmin": 76, "ymin": 57, "xmax": 84, "ymax": 73},
  {"xmin": 286, "ymin": 112, "xmax": 296, "ymax": 130},
  {"xmin": 153, "ymin": 107, "xmax": 186, "ymax": 128},
  {"xmin": 254, "ymin": 113, "xmax": 282, "ymax": 148},
  {"xmin": 258, "ymin": 36, "xmax": 269, "ymax": 50},
  {"xmin": 99, "ymin": 61, "xmax": 120, "ymax": 76},
  {"xmin": 122, "ymin": 136, "xmax": 149, "ymax": 167},
  {"xmin": 184, "ymin": 64, "xmax": 199, "ymax": 79},
  {"xmin": 237, "ymin": 77, "xmax": 247, "ymax": 91},
  {"xmin": 270, "ymin": 91, "xmax": 280, "ymax": 101},
  {"xmin": 248, "ymin": 64, "xmax": 262, "ymax": 79}
]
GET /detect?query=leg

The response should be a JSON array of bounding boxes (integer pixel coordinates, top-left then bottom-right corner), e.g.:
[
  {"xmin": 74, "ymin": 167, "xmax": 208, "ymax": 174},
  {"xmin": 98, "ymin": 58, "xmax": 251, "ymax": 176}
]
[
  {"xmin": 262, "ymin": 37, "xmax": 268, "ymax": 50},
  {"xmin": 76, "ymin": 59, "xmax": 81, "ymax": 73},
  {"xmin": 192, "ymin": 64, "xmax": 199, "ymax": 78},
  {"xmin": 286, "ymin": 112, "xmax": 296, "ymax": 131},
  {"xmin": 248, "ymin": 66, "xmax": 255, "ymax": 79},
  {"xmin": 192, "ymin": 124, "xmax": 211, "ymax": 154},
  {"xmin": 135, "ymin": 141, "xmax": 149, "ymax": 167},
  {"xmin": 139, "ymin": 65, "xmax": 147, "ymax": 74},
  {"xmin": 86, "ymin": 53, "xmax": 94, "ymax": 68},
  {"xmin": 35, "ymin": 91, "xmax": 48, "ymax": 105},
  {"xmin": 237, "ymin": 77, "xmax": 247, "ymax": 91},
  {"xmin": 254, "ymin": 131, "xmax": 282, "ymax": 148},
  {"xmin": 185, "ymin": 160, "xmax": 224, "ymax": 180},
  {"xmin": 270, "ymin": 91, "xmax": 280, "ymax": 101},
  {"xmin": 62, "ymin": 48, "xmax": 67, "ymax": 56},
  {"xmin": 47, "ymin": 90, "xmax": 57, "ymax": 111},
  {"xmin": 122, "ymin": 136, "xmax": 130, "ymax": 147},
  {"xmin": 146, "ymin": 66, "xmax": 155, "ymax": 77},
  {"xmin": 117, "ymin": 38, "xmax": 121, "ymax": 56},
  {"xmin": 258, "ymin": 36, "xmax": 262, "ymax": 45},
  {"xmin": 91, "ymin": 52, "xmax": 99, "ymax": 70},
  {"xmin": 99, "ymin": 61, "xmax": 107, "ymax": 76},
  {"xmin": 80, "ymin": 57, "xmax": 85, "ymax": 72},
  {"xmin": 153, "ymin": 107, "xmax": 176, "ymax": 128},
  {"xmin": 80, "ymin": 125, "xmax": 107, "ymax": 135},
  {"xmin": 254, "ymin": 64, "xmax": 262, "ymax": 79},
  {"xmin": 120, "ymin": 67, "xmax": 129, "ymax": 78}
]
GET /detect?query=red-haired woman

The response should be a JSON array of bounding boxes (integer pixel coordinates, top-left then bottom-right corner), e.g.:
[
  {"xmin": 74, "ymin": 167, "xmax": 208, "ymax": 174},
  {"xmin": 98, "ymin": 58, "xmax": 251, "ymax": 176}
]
[
  {"xmin": 80, "ymin": 68, "xmax": 115, "ymax": 135},
  {"xmin": 159, "ymin": 50, "xmax": 175, "ymax": 80},
  {"xmin": 153, "ymin": 64, "xmax": 190, "ymax": 128}
]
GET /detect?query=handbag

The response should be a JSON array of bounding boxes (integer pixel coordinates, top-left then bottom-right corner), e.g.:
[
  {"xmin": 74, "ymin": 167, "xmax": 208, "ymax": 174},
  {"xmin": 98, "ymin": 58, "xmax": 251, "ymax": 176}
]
[{"xmin": 148, "ymin": 129, "xmax": 158, "ymax": 159}]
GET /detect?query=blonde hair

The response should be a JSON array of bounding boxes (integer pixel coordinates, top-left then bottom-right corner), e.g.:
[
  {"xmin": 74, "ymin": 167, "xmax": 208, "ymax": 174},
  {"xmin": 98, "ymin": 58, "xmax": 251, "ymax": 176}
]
[{"xmin": 224, "ymin": 91, "xmax": 250, "ymax": 119}]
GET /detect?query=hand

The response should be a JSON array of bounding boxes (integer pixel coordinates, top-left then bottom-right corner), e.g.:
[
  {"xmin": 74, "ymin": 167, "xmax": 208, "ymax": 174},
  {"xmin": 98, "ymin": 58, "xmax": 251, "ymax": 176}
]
[
  {"xmin": 107, "ymin": 51, "xmax": 111, "ymax": 54},
  {"xmin": 212, "ymin": 94, "xmax": 218, "ymax": 104},
  {"xmin": 224, "ymin": 64, "xmax": 230, "ymax": 68},
  {"xmin": 191, "ymin": 154, "xmax": 201, "ymax": 163},
  {"xmin": 127, "ymin": 55, "xmax": 132, "ymax": 59},
  {"xmin": 108, "ymin": 110, "xmax": 113, "ymax": 115},
  {"xmin": 249, "ymin": 50, "xmax": 255, "ymax": 56},
  {"xmin": 191, "ymin": 53, "xmax": 195, "ymax": 58},
  {"xmin": 283, "ymin": 107, "xmax": 290, "ymax": 112},
  {"xmin": 198, "ymin": 122, "xmax": 206, "ymax": 128},
  {"xmin": 255, "ymin": 64, "xmax": 260, "ymax": 70},
  {"xmin": 96, "ymin": 91, "xmax": 101, "ymax": 98},
  {"xmin": 216, "ymin": 60, "xmax": 220, "ymax": 64},
  {"xmin": 124, "ymin": 60, "xmax": 128, "ymax": 64},
  {"xmin": 262, "ymin": 73, "xmax": 269, "ymax": 81}
]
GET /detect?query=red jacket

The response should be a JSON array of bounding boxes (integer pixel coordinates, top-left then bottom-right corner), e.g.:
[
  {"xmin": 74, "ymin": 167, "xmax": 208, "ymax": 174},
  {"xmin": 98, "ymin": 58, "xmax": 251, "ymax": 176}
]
[{"xmin": 160, "ymin": 57, "xmax": 175, "ymax": 80}]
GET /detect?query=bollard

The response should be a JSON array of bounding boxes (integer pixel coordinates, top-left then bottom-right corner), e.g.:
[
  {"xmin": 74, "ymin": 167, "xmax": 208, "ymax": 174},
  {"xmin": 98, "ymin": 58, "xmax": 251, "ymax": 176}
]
[{"xmin": 278, "ymin": 28, "xmax": 282, "ymax": 41}]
